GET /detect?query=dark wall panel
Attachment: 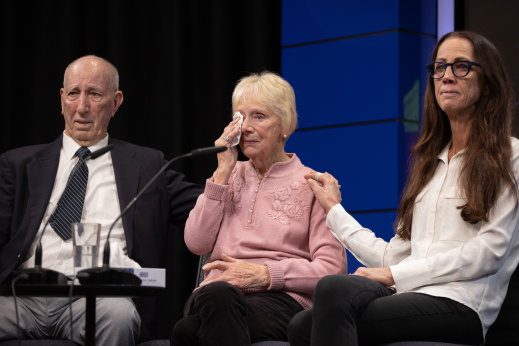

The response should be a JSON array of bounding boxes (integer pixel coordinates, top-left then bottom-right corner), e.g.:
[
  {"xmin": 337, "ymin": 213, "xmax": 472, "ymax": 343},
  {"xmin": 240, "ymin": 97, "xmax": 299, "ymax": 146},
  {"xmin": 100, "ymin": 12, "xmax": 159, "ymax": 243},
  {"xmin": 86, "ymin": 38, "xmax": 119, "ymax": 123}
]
[
  {"xmin": 460, "ymin": 0, "xmax": 519, "ymax": 135},
  {"xmin": 459, "ymin": 2, "xmax": 519, "ymax": 343}
]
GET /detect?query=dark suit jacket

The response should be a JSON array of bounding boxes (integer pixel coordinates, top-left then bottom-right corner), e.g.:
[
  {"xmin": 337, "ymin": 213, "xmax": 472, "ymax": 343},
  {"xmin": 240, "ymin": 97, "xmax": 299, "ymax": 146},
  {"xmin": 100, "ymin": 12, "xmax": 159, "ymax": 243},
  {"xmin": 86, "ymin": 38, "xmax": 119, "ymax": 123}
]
[{"xmin": 0, "ymin": 135, "xmax": 203, "ymax": 339}]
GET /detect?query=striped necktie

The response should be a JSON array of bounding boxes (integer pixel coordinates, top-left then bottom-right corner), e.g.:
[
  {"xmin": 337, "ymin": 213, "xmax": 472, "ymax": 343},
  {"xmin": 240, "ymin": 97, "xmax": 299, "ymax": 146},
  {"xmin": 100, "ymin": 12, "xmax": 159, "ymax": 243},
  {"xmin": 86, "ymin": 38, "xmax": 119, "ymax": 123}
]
[{"xmin": 49, "ymin": 147, "xmax": 91, "ymax": 240}]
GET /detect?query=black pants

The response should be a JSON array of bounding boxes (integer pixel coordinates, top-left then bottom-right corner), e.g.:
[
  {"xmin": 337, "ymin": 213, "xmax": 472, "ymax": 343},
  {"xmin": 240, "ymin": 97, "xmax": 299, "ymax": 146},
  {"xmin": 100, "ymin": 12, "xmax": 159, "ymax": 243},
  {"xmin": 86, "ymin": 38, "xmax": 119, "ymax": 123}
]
[
  {"xmin": 171, "ymin": 281, "xmax": 303, "ymax": 346},
  {"xmin": 288, "ymin": 275, "xmax": 484, "ymax": 346}
]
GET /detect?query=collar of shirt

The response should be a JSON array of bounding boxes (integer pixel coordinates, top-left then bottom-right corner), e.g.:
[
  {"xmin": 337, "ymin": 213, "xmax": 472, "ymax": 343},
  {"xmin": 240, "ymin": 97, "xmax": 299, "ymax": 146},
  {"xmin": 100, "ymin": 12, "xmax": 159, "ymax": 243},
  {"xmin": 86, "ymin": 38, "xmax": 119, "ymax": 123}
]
[
  {"xmin": 246, "ymin": 153, "xmax": 299, "ymax": 180},
  {"xmin": 438, "ymin": 142, "xmax": 466, "ymax": 164},
  {"xmin": 62, "ymin": 131, "xmax": 109, "ymax": 160}
]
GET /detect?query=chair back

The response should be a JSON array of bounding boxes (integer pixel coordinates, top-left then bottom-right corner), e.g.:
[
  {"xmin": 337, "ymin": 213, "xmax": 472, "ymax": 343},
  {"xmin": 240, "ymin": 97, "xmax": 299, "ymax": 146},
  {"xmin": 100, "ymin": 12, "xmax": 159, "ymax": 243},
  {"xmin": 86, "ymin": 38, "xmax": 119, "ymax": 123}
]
[
  {"xmin": 484, "ymin": 263, "xmax": 519, "ymax": 345},
  {"xmin": 195, "ymin": 254, "xmax": 210, "ymax": 287}
]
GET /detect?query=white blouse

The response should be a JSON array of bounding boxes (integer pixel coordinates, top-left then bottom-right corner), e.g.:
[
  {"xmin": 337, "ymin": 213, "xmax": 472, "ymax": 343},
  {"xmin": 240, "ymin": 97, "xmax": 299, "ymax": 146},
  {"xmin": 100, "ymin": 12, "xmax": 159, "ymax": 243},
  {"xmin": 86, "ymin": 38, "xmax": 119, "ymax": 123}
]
[{"xmin": 327, "ymin": 137, "xmax": 519, "ymax": 336}]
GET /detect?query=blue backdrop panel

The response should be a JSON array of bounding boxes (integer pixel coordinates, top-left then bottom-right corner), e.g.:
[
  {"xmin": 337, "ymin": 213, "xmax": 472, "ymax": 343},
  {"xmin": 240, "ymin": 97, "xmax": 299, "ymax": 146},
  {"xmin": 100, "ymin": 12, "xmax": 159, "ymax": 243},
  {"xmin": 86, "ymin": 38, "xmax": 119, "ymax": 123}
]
[
  {"xmin": 286, "ymin": 121, "xmax": 402, "ymax": 211},
  {"xmin": 282, "ymin": 0, "xmax": 436, "ymax": 47},
  {"xmin": 398, "ymin": 32, "xmax": 437, "ymax": 125},
  {"xmin": 345, "ymin": 210, "xmax": 397, "ymax": 272},
  {"xmin": 283, "ymin": 32, "xmax": 400, "ymax": 129},
  {"xmin": 281, "ymin": 0, "xmax": 438, "ymax": 274},
  {"xmin": 398, "ymin": 0, "xmax": 437, "ymax": 36},
  {"xmin": 282, "ymin": 0, "xmax": 399, "ymax": 46}
]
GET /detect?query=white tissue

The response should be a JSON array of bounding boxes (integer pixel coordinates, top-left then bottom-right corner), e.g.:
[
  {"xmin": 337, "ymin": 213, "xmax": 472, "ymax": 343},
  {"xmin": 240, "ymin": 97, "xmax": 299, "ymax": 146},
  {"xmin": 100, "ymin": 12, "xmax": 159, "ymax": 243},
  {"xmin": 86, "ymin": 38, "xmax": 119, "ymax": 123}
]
[{"xmin": 231, "ymin": 112, "xmax": 243, "ymax": 147}]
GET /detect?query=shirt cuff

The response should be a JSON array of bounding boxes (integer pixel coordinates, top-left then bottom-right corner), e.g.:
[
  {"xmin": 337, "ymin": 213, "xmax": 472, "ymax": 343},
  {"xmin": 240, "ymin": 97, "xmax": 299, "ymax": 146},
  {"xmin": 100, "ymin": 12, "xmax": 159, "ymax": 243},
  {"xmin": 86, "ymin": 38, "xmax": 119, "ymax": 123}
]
[
  {"xmin": 390, "ymin": 258, "xmax": 431, "ymax": 292},
  {"xmin": 204, "ymin": 178, "xmax": 228, "ymax": 200},
  {"xmin": 265, "ymin": 261, "xmax": 285, "ymax": 291}
]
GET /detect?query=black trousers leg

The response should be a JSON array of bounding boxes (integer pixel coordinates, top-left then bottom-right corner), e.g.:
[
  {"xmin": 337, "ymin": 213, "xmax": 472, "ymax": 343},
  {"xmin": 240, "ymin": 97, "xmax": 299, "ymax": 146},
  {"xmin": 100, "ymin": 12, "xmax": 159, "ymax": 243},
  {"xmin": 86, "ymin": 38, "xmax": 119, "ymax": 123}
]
[
  {"xmin": 288, "ymin": 308, "xmax": 313, "ymax": 346},
  {"xmin": 171, "ymin": 281, "xmax": 303, "ymax": 346},
  {"xmin": 288, "ymin": 275, "xmax": 483, "ymax": 346},
  {"xmin": 246, "ymin": 290, "xmax": 303, "ymax": 342},
  {"xmin": 311, "ymin": 275, "xmax": 394, "ymax": 346},
  {"xmin": 171, "ymin": 315, "xmax": 200, "ymax": 346},
  {"xmin": 171, "ymin": 281, "xmax": 249, "ymax": 346},
  {"xmin": 357, "ymin": 291, "xmax": 483, "ymax": 345}
]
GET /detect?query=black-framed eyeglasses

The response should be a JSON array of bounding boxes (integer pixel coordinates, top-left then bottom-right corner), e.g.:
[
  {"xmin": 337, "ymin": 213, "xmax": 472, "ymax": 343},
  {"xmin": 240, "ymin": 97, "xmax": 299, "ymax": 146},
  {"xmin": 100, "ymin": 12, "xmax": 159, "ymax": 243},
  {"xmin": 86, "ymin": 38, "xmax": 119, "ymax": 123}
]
[{"xmin": 426, "ymin": 60, "xmax": 481, "ymax": 79}]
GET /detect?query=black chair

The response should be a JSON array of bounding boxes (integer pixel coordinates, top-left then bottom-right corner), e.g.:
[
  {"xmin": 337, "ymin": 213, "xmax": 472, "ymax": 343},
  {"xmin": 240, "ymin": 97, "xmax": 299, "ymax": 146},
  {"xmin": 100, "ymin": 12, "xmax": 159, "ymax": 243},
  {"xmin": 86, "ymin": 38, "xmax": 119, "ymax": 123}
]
[
  {"xmin": 195, "ymin": 255, "xmax": 481, "ymax": 346},
  {"xmin": 0, "ymin": 341, "xmax": 170, "ymax": 346},
  {"xmin": 136, "ymin": 341, "xmax": 169, "ymax": 346},
  {"xmin": 0, "ymin": 341, "xmax": 76, "ymax": 346},
  {"xmin": 484, "ymin": 262, "xmax": 519, "ymax": 345},
  {"xmin": 194, "ymin": 254, "xmax": 290, "ymax": 346}
]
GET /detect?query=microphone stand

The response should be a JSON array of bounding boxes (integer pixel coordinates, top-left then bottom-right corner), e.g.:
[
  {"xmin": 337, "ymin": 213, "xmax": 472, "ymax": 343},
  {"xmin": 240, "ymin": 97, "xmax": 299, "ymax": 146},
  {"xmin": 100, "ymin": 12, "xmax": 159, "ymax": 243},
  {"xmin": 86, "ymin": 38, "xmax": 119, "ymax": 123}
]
[
  {"xmin": 14, "ymin": 145, "xmax": 114, "ymax": 284},
  {"xmin": 78, "ymin": 145, "xmax": 227, "ymax": 285}
]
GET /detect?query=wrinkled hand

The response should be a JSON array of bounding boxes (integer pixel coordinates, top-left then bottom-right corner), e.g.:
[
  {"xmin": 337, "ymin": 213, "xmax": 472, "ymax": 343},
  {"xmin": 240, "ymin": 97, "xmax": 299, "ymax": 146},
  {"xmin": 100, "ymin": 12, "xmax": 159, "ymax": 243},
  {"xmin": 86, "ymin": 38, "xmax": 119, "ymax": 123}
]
[
  {"xmin": 353, "ymin": 267, "xmax": 395, "ymax": 287},
  {"xmin": 200, "ymin": 253, "xmax": 271, "ymax": 289},
  {"xmin": 304, "ymin": 171, "xmax": 342, "ymax": 213},
  {"xmin": 214, "ymin": 117, "xmax": 241, "ymax": 184}
]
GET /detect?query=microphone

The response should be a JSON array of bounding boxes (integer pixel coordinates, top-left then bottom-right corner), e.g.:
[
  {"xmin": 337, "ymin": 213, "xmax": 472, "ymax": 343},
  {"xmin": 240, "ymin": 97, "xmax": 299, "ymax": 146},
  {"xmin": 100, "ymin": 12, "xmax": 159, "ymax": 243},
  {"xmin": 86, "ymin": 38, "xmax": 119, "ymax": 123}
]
[
  {"xmin": 190, "ymin": 146, "xmax": 228, "ymax": 156},
  {"xmin": 77, "ymin": 145, "xmax": 227, "ymax": 285},
  {"xmin": 89, "ymin": 145, "xmax": 114, "ymax": 159},
  {"xmin": 15, "ymin": 145, "xmax": 114, "ymax": 284}
]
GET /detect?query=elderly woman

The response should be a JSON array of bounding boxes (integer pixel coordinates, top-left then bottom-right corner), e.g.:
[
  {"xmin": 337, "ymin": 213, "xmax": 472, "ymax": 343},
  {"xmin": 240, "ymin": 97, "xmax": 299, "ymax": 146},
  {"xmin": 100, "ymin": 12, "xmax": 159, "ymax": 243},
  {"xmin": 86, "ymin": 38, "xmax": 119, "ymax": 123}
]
[
  {"xmin": 288, "ymin": 31, "xmax": 519, "ymax": 346},
  {"xmin": 170, "ymin": 71, "xmax": 347, "ymax": 345}
]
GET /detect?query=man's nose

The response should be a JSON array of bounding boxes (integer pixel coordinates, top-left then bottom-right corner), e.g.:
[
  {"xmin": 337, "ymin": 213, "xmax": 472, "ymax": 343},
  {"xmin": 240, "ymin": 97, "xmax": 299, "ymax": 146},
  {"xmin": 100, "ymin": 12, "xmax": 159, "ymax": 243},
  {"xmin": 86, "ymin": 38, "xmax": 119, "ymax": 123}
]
[{"xmin": 77, "ymin": 93, "xmax": 89, "ymax": 113}]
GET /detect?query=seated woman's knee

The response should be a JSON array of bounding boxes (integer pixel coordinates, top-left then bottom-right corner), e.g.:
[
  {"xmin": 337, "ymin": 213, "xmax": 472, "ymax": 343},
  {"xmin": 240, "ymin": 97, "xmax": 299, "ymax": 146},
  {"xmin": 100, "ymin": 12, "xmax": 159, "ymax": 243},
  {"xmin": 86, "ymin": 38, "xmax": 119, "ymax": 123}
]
[
  {"xmin": 197, "ymin": 281, "xmax": 245, "ymax": 308},
  {"xmin": 171, "ymin": 315, "xmax": 199, "ymax": 346},
  {"xmin": 316, "ymin": 274, "xmax": 370, "ymax": 300},
  {"xmin": 288, "ymin": 310, "xmax": 312, "ymax": 346},
  {"xmin": 316, "ymin": 275, "xmax": 348, "ymax": 296}
]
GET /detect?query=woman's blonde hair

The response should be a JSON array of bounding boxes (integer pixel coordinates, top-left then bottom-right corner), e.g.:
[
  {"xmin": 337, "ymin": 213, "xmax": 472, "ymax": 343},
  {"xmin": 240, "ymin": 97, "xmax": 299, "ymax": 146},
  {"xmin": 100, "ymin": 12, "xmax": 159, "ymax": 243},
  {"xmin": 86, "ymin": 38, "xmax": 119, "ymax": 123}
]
[{"xmin": 232, "ymin": 71, "xmax": 297, "ymax": 138}]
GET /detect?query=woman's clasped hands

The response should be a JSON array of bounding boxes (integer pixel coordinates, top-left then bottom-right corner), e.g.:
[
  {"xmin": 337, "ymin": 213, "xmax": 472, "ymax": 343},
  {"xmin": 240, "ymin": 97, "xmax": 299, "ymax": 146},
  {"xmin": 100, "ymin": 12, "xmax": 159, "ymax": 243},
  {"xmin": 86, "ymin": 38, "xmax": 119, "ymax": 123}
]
[{"xmin": 200, "ymin": 253, "xmax": 271, "ymax": 290}]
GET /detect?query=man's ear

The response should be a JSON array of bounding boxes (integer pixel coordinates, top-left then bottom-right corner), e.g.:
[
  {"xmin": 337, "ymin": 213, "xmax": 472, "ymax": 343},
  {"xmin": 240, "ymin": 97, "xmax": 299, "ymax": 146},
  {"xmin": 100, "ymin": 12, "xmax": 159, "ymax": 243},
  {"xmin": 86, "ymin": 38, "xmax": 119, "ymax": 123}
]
[
  {"xmin": 60, "ymin": 88, "xmax": 65, "ymax": 115},
  {"xmin": 112, "ymin": 91, "xmax": 124, "ymax": 117}
]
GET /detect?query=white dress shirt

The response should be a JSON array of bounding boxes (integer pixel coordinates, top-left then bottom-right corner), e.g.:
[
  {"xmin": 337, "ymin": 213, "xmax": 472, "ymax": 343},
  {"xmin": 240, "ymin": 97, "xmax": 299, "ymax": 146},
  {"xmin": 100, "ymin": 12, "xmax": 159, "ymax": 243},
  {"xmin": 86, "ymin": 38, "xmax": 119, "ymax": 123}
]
[
  {"xmin": 326, "ymin": 137, "xmax": 519, "ymax": 336},
  {"xmin": 21, "ymin": 133, "xmax": 140, "ymax": 277}
]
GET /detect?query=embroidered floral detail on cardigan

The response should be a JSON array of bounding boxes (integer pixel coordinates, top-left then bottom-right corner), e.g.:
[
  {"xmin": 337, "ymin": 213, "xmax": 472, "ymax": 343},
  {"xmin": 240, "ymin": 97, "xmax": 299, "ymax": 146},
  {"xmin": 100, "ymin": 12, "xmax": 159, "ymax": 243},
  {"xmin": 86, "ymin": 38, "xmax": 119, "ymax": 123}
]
[
  {"xmin": 267, "ymin": 181, "xmax": 310, "ymax": 224},
  {"xmin": 229, "ymin": 169, "xmax": 247, "ymax": 212}
]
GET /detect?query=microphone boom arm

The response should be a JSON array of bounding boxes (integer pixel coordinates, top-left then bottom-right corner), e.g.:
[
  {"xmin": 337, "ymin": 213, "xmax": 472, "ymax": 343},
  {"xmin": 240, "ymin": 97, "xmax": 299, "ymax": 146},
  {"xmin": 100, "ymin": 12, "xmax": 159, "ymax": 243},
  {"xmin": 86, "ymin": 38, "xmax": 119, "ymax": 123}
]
[
  {"xmin": 80, "ymin": 145, "xmax": 226, "ymax": 285},
  {"xmin": 102, "ymin": 151, "xmax": 193, "ymax": 267}
]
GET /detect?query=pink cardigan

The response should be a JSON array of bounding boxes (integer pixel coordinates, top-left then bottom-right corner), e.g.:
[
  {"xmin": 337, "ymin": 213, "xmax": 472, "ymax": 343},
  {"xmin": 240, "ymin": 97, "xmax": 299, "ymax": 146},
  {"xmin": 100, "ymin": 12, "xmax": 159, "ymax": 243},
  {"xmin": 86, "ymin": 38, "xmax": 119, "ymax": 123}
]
[{"xmin": 185, "ymin": 154, "xmax": 347, "ymax": 309}]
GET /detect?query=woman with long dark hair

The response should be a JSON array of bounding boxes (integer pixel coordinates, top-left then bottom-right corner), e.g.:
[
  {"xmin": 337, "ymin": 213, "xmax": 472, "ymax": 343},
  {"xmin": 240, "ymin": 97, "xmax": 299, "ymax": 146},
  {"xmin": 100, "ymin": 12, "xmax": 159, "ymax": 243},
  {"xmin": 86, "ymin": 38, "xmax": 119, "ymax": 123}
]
[{"xmin": 288, "ymin": 31, "xmax": 519, "ymax": 345}]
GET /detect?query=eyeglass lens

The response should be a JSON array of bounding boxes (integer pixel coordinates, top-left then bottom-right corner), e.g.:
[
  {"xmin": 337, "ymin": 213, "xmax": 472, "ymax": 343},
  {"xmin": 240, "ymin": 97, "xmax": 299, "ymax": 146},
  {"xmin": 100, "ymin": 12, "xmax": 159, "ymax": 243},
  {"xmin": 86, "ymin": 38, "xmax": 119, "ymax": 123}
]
[{"xmin": 432, "ymin": 62, "xmax": 471, "ymax": 78}]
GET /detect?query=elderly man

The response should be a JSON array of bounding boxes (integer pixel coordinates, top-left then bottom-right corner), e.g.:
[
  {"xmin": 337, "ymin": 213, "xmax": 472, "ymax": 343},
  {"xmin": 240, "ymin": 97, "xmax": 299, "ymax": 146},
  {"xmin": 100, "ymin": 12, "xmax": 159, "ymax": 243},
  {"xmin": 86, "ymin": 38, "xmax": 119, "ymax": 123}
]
[{"xmin": 0, "ymin": 55, "xmax": 202, "ymax": 344}]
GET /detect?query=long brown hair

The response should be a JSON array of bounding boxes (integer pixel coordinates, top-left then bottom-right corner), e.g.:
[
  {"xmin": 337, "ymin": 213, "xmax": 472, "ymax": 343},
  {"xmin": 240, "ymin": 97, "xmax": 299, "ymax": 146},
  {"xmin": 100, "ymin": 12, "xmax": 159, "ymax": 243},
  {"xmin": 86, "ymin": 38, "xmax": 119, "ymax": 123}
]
[{"xmin": 395, "ymin": 31, "xmax": 517, "ymax": 240}]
